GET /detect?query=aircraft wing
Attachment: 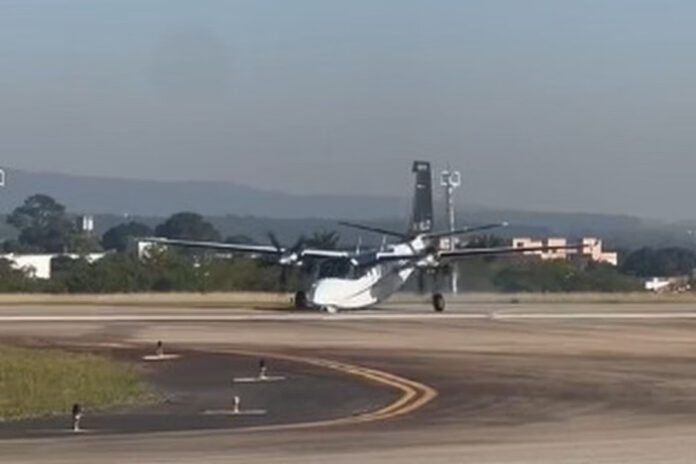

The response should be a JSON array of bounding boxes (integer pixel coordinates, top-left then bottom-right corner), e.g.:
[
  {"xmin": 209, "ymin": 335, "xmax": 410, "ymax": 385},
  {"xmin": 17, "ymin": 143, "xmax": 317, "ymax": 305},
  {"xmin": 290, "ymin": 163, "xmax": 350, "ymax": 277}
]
[
  {"xmin": 140, "ymin": 237, "xmax": 281, "ymax": 255},
  {"xmin": 356, "ymin": 244, "xmax": 585, "ymax": 265},
  {"xmin": 374, "ymin": 252, "xmax": 417, "ymax": 261},
  {"xmin": 301, "ymin": 249, "xmax": 352, "ymax": 259},
  {"xmin": 140, "ymin": 237, "xmax": 352, "ymax": 260},
  {"xmin": 439, "ymin": 244, "xmax": 583, "ymax": 259}
]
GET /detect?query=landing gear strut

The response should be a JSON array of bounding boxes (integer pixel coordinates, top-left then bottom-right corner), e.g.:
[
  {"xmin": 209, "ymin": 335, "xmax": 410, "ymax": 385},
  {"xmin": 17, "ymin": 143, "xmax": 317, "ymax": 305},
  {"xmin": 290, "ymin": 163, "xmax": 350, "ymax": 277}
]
[
  {"xmin": 294, "ymin": 291, "xmax": 307, "ymax": 309},
  {"xmin": 432, "ymin": 293, "xmax": 445, "ymax": 312}
]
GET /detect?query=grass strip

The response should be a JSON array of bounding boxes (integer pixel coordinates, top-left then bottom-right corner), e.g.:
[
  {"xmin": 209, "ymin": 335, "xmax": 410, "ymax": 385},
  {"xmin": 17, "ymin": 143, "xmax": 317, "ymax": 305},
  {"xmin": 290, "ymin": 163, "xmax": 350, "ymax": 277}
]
[{"xmin": 0, "ymin": 345, "xmax": 149, "ymax": 421}]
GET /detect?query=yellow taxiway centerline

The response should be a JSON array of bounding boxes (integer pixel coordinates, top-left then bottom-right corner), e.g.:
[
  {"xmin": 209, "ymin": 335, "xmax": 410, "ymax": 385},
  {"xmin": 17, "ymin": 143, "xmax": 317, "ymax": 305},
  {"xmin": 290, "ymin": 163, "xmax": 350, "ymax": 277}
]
[{"xmin": 220, "ymin": 349, "xmax": 438, "ymax": 432}]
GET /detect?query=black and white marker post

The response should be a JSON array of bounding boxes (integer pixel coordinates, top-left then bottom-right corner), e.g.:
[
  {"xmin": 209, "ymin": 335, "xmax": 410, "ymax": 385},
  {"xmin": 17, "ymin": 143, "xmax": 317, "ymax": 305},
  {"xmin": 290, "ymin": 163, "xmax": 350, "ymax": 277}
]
[
  {"xmin": 233, "ymin": 358, "xmax": 285, "ymax": 383},
  {"xmin": 259, "ymin": 358, "xmax": 267, "ymax": 380},
  {"xmin": 233, "ymin": 395, "xmax": 241, "ymax": 415},
  {"xmin": 71, "ymin": 403, "xmax": 82, "ymax": 432},
  {"xmin": 142, "ymin": 340, "xmax": 180, "ymax": 361}
]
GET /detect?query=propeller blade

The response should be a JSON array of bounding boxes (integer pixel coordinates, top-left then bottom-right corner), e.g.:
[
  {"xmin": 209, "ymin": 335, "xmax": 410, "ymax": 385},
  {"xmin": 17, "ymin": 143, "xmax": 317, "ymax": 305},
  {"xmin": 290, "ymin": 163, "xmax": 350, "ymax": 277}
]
[
  {"xmin": 292, "ymin": 235, "xmax": 306, "ymax": 253},
  {"xmin": 267, "ymin": 232, "xmax": 282, "ymax": 252}
]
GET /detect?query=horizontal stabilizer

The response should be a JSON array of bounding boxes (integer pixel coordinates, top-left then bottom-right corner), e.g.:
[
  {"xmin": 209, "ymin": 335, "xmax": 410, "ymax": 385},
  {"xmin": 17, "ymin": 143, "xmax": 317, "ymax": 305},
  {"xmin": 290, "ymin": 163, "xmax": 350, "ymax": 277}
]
[
  {"xmin": 422, "ymin": 222, "xmax": 509, "ymax": 240},
  {"xmin": 337, "ymin": 221, "xmax": 407, "ymax": 239}
]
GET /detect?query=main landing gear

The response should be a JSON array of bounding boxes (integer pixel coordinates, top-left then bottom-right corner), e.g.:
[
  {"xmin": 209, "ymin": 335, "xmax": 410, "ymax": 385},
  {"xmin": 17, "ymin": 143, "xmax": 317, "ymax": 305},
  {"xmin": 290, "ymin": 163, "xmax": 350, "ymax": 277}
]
[
  {"xmin": 293, "ymin": 290, "xmax": 337, "ymax": 313},
  {"xmin": 293, "ymin": 291, "xmax": 307, "ymax": 309},
  {"xmin": 432, "ymin": 293, "xmax": 446, "ymax": 312}
]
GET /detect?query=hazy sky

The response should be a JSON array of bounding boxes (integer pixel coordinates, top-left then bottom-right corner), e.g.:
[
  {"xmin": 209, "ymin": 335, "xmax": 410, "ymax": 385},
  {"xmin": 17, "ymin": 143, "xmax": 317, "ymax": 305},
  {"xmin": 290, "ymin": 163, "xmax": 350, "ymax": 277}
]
[{"xmin": 1, "ymin": 1, "xmax": 695, "ymax": 218}]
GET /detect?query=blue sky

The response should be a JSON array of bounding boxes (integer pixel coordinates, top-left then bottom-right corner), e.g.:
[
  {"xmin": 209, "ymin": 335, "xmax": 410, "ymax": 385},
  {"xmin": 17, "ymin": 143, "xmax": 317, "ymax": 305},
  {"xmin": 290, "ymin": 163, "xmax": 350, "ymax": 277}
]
[{"xmin": 1, "ymin": 1, "xmax": 695, "ymax": 218}]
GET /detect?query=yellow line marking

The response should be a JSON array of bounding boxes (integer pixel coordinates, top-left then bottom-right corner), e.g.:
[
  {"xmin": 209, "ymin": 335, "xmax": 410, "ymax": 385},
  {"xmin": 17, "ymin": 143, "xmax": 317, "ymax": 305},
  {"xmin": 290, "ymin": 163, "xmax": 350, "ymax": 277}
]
[
  {"xmin": 220, "ymin": 349, "xmax": 438, "ymax": 432},
  {"xmin": 0, "ymin": 345, "xmax": 436, "ymax": 440}
]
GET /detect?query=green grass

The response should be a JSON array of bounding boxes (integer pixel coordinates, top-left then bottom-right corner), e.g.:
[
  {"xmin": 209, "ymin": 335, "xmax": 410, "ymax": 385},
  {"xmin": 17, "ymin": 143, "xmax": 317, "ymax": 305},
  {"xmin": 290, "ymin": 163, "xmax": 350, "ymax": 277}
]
[{"xmin": 0, "ymin": 345, "xmax": 150, "ymax": 421}]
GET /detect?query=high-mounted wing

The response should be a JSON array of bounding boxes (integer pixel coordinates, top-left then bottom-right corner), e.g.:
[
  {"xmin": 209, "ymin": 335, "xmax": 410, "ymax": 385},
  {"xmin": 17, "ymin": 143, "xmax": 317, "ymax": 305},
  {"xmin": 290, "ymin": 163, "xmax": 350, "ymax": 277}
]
[
  {"xmin": 367, "ymin": 243, "xmax": 585, "ymax": 264},
  {"xmin": 301, "ymin": 249, "xmax": 352, "ymax": 259},
  {"xmin": 439, "ymin": 243, "xmax": 585, "ymax": 259},
  {"xmin": 140, "ymin": 237, "xmax": 281, "ymax": 255},
  {"xmin": 140, "ymin": 237, "xmax": 351, "ymax": 260}
]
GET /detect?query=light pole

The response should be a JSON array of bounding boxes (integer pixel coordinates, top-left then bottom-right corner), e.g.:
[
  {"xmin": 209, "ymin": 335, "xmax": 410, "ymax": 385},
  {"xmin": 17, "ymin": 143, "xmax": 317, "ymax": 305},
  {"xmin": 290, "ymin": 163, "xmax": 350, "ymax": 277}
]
[{"xmin": 440, "ymin": 168, "xmax": 461, "ymax": 293}]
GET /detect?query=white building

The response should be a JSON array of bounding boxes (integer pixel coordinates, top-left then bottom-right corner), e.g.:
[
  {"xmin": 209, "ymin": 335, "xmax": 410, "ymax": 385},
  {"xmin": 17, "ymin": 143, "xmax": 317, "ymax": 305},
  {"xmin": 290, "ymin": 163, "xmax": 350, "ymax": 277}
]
[
  {"xmin": 77, "ymin": 215, "xmax": 95, "ymax": 234},
  {"xmin": 512, "ymin": 237, "xmax": 619, "ymax": 266},
  {"xmin": 0, "ymin": 253, "xmax": 108, "ymax": 280}
]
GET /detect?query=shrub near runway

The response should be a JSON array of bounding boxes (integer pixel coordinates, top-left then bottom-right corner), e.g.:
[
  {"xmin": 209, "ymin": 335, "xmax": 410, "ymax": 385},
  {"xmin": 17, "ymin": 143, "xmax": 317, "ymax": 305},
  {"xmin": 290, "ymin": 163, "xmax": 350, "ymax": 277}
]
[{"xmin": 0, "ymin": 345, "xmax": 148, "ymax": 421}]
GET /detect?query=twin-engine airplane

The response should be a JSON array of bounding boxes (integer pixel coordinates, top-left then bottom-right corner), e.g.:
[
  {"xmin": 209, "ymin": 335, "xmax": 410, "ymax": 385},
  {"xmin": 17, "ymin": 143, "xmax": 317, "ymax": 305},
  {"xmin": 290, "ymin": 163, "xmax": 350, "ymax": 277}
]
[{"xmin": 144, "ymin": 161, "xmax": 581, "ymax": 312}]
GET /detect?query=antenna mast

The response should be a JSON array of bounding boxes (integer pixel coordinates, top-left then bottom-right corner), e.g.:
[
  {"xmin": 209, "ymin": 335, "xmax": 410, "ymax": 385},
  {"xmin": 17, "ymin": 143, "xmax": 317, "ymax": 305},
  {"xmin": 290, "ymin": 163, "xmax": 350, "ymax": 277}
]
[{"xmin": 440, "ymin": 166, "xmax": 461, "ymax": 293}]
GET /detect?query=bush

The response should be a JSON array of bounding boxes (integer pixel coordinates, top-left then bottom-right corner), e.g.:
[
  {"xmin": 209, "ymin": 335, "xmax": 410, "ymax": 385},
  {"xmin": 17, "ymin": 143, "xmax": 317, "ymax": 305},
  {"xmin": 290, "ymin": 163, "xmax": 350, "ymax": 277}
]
[
  {"xmin": 45, "ymin": 250, "xmax": 288, "ymax": 294},
  {"xmin": 621, "ymin": 247, "xmax": 696, "ymax": 277},
  {"xmin": 493, "ymin": 260, "xmax": 641, "ymax": 293}
]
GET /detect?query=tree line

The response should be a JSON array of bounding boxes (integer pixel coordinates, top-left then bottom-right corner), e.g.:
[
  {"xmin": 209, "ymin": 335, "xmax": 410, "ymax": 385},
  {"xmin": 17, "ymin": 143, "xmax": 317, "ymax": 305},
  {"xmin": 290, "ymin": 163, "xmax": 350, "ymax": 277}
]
[
  {"xmin": 0, "ymin": 194, "xmax": 340, "ymax": 293},
  {"xmin": 3, "ymin": 194, "xmax": 340, "ymax": 254},
  {"xmin": 0, "ymin": 194, "xmax": 693, "ymax": 294}
]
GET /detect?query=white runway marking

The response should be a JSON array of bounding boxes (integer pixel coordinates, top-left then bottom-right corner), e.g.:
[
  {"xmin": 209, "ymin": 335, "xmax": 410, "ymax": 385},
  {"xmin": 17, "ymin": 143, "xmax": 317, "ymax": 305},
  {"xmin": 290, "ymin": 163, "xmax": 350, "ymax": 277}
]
[
  {"xmin": 3, "ymin": 312, "xmax": 696, "ymax": 322},
  {"xmin": 141, "ymin": 354, "xmax": 181, "ymax": 361},
  {"xmin": 233, "ymin": 376, "xmax": 286, "ymax": 383},
  {"xmin": 0, "ymin": 313, "xmax": 489, "ymax": 322},
  {"xmin": 202, "ymin": 409, "xmax": 267, "ymax": 416}
]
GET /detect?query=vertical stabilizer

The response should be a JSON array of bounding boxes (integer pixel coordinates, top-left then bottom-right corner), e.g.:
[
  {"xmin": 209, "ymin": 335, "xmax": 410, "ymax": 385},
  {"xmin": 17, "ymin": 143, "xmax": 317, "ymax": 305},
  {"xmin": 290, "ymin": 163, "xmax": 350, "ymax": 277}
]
[{"xmin": 410, "ymin": 161, "xmax": 434, "ymax": 236}]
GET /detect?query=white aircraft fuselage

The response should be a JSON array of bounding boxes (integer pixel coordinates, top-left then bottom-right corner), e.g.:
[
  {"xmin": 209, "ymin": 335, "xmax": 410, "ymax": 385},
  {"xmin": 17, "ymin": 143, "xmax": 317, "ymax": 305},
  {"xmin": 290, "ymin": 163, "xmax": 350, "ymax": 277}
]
[{"xmin": 307, "ymin": 238, "xmax": 428, "ymax": 310}]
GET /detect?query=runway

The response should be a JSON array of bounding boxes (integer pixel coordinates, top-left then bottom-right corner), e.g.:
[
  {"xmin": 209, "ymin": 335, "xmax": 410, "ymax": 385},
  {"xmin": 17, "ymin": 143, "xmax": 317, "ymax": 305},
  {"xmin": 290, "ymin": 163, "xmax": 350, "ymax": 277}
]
[
  {"xmin": 3, "ymin": 301, "xmax": 696, "ymax": 463},
  {"xmin": 4, "ymin": 301, "xmax": 696, "ymax": 321}
]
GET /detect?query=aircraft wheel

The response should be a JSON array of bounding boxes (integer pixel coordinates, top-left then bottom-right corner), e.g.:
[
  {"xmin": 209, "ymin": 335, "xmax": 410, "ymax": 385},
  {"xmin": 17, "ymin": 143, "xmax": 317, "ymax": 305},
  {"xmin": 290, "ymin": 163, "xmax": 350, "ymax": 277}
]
[
  {"xmin": 294, "ymin": 290, "xmax": 307, "ymax": 309},
  {"xmin": 432, "ymin": 293, "xmax": 446, "ymax": 312}
]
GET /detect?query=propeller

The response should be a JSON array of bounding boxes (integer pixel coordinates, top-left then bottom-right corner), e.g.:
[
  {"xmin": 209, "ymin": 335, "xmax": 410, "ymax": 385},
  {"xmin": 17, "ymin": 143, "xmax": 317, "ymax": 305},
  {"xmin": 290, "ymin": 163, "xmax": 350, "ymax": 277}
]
[
  {"xmin": 267, "ymin": 232, "xmax": 282, "ymax": 252},
  {"xmin": 267, "ymin": 232, "xmax": 307, "ymax": 290}
]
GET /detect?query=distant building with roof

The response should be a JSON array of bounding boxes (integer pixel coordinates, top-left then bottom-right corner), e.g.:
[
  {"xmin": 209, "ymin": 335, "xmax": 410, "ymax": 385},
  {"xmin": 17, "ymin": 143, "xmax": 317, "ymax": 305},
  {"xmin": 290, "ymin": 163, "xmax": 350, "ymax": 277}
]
[{"xmin": 511, "ymin": 237, "xmax": 618, "ymax": 266}]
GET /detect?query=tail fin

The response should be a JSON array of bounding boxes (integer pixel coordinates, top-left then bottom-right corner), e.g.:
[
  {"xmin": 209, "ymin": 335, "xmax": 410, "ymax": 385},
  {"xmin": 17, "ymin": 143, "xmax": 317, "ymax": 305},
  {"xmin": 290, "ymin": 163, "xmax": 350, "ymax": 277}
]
[{"xmin": 410, "ymin": 161, "xmax": 434, "ymax": 236}]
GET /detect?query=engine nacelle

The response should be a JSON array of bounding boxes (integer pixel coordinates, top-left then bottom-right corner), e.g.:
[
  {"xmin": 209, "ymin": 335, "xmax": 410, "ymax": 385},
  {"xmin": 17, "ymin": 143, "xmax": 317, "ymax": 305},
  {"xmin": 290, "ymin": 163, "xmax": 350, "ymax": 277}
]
[{"xmin": 415, "ymin": 253, "xmax": 439, "ymax": 269}]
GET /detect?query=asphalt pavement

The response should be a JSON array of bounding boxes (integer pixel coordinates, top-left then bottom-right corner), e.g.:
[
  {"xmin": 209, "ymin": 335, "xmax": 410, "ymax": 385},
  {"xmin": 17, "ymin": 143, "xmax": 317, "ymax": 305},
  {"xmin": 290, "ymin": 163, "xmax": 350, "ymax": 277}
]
[{"xmin": 3, "ymin": 301, "xmax": 696, "ymax": 463}]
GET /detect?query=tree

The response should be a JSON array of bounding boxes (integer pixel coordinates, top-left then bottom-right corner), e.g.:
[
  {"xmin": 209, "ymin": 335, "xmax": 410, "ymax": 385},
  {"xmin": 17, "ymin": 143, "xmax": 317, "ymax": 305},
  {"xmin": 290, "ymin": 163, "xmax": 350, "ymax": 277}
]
[
  {"xmin": 7, "ymin": 194, "xmax": 78, "ymax": 253},
  {"xmin": 0, "ymin": 258, "xmax": 39, "ymax": 292},
  {"xmin": 493, "ymin": 260, "xmax": 640, "ymax": 293},
  {"xmin": 621, "ymin": 247, "xmax": 696, "ymax": 277},
  {"xmin": 154, "ymin": 212, "xmax": 221, "ymax": 241},
  {"xmin": 102, "ymin": 222, "xmax": 153, "ymax": 252}
]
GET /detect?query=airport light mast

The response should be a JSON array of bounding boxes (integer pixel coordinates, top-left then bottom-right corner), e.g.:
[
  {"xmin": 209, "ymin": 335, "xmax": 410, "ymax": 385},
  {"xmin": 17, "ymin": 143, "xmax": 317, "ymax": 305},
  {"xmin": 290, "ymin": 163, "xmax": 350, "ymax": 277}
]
[{"xmin": 440, "ymin": 167, "xmax": 461, "ymax": 293}]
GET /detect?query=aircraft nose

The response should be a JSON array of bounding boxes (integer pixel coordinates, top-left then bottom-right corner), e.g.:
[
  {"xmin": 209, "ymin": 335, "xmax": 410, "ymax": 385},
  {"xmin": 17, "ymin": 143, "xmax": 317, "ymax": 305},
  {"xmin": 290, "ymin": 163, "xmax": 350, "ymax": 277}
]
[{"xmin": 308, "ymin": 281, "xmax": 330, "ymax": 306}]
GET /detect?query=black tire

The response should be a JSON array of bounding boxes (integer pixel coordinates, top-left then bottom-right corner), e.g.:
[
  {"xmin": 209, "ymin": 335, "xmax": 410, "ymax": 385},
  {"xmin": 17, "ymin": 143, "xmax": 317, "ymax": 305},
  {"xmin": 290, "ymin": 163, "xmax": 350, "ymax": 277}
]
[
  {"xmin": 294, "ymin": 290, "xmax": 307, "ymax": 309},
  {"xmin": 432, "ymin": 293, "xmax": 445, "ymax": 312}
]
